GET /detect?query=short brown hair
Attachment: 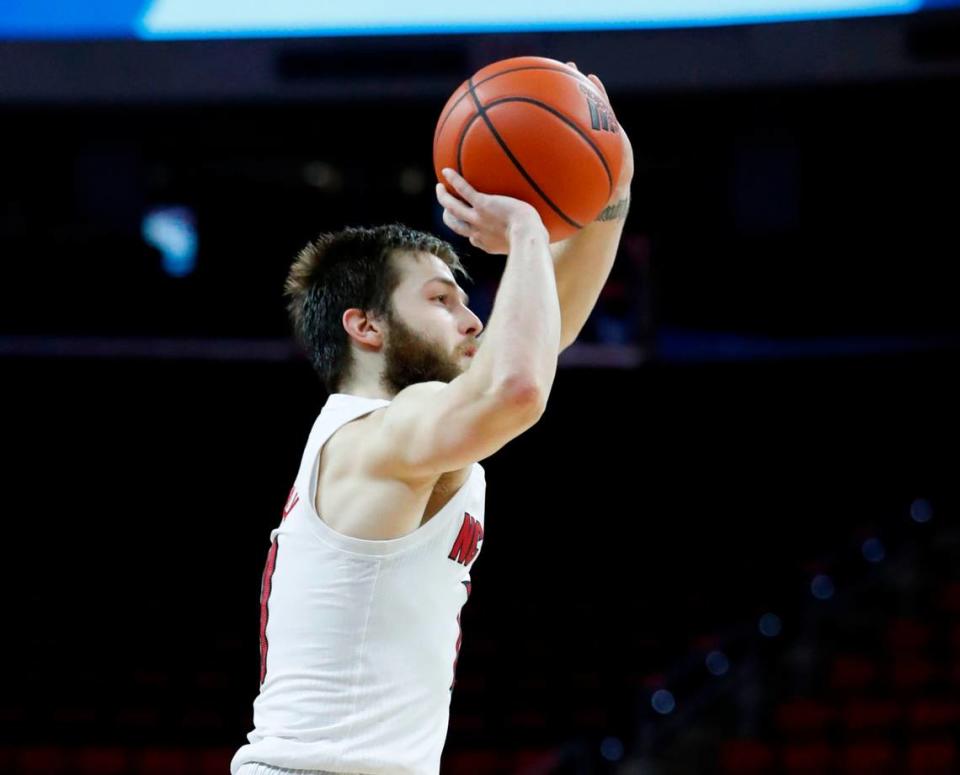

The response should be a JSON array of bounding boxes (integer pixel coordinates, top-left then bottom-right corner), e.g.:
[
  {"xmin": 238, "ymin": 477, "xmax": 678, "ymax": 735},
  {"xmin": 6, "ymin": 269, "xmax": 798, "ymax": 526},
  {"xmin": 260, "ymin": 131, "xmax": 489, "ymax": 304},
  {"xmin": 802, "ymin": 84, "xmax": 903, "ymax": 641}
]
[{"xmin": 284, "ymin": 223, "xmax": 470, "ymax": 393}]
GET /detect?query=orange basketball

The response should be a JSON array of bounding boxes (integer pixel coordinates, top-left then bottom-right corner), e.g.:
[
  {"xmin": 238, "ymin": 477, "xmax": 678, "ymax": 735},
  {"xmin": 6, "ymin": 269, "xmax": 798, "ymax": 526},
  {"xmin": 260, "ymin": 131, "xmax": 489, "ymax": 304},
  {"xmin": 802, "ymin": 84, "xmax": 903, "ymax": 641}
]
[{"xmin": 433, "ymin": 55, "xmax": 623, "ymax": 243}]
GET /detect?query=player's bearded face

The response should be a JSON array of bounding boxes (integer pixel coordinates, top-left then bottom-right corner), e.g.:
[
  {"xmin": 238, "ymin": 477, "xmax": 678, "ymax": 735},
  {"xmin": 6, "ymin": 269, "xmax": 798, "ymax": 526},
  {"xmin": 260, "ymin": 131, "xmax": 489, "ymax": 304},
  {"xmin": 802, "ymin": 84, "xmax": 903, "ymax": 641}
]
[{"xmin": 380, "ymin": 306, "xmax": 463, "ymax": 393}]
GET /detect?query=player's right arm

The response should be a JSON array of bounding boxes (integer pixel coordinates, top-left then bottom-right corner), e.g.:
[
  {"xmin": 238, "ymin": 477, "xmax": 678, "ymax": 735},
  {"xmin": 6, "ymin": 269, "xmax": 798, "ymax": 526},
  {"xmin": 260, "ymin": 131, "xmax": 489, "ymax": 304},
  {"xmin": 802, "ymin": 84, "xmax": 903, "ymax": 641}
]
[{"xmin": 364, "ymin": 189, "xmax": 561, "ymax": 482}]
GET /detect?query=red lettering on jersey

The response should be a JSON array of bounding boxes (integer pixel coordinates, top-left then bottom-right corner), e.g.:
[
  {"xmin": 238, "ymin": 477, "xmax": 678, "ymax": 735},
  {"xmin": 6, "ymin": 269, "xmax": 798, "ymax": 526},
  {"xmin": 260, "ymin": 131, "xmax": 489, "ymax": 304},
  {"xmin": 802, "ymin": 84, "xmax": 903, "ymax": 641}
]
[{"xmin": 448, "ymin": 512, "xmax": 483, "ymax": 566}]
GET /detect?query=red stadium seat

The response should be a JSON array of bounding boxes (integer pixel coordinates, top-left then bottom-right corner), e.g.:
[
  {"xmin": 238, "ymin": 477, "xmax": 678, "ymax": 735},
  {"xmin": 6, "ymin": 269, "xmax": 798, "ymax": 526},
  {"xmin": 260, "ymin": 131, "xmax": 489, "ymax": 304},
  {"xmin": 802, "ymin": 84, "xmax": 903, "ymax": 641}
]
[
  {"xmin": 776, "ymin": 699, "xmax": 837, "ymax": 735},
  {"xmin": 719, "ymin": 739, "xmax": 775, "ymax": 774},
  {"xmin": 443, "ymin": 749, "xmax": 509, "ymax": 774},
  {"xmin": 16, "ymin": 746, "xmax": 66, "ymax": 775},
  {"xmin": 886, "ymin": 618, "xmax": 932, "ymax": 652},
  {"xmin": 511, "ymin": 747, "xmax": 564, "ymax": 773},
  {"xmin": 907, "ymin": 739, "xmax": 957, "ymax": 774},
  {"xmin": 842, "ymin": 698, "xmax": 902, "ymax": 732},
  {"xmin": 75, "ymin": 747, "xmax": 128, "ymax": 775},
  {"xmin": 891, "ymin": 658, "xmax": 937, "ymax": 692},
  {"xmin": 137, "ymin": 747, "xmax": 190, "ymax": 775},
  {"xmin": 907, "ymin": 699, "xmax": 960, "ymax": 730},
  {"xmin": 196, "ymin": 747, "xmax": 235, "ymax": 775},
  {"xmin": 840, "ymin": 741, "xmax": 898, "ymax": 774},
  {"xmin": 781, "ymin": 741, "xmax": 834, "ymax": 773}
]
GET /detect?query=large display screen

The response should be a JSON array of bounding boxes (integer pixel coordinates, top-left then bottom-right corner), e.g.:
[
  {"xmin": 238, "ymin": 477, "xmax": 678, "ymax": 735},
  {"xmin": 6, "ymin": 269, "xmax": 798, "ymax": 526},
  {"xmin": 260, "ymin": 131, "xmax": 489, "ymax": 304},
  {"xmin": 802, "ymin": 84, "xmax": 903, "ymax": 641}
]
[{"xmin": 1, "ymin": 0, "xmax": 953, "ymax": 41}]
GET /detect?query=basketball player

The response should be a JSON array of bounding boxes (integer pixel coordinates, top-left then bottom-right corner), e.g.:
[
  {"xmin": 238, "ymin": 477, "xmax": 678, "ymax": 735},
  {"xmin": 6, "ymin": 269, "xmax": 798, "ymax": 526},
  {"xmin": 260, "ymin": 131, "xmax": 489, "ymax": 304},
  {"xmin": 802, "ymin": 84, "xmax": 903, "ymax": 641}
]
[{"xmin": 231, "ymin": 66, "xmax": 632, "ymax": 775}]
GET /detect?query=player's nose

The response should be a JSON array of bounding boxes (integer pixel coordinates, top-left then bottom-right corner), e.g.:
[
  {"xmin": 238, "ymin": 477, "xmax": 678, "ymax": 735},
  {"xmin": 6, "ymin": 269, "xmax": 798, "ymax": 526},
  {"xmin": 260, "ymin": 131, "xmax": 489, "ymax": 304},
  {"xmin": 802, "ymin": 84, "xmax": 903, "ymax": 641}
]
[{"xmin": 461, "ymin": 308, "xmax": 483, "ymax": 338}]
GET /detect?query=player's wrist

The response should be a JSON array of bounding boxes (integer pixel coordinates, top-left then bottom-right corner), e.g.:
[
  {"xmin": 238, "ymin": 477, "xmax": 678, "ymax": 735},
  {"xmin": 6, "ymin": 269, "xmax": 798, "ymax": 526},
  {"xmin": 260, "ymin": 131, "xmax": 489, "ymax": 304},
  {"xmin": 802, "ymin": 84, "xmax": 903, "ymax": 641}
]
[
  {"xmin": 596, "ymin": 191, "xmax": 631, "ymax": 222},
  {"xmin": 507, "ymin": 218, "xmax": 549, "ymax": 244}
]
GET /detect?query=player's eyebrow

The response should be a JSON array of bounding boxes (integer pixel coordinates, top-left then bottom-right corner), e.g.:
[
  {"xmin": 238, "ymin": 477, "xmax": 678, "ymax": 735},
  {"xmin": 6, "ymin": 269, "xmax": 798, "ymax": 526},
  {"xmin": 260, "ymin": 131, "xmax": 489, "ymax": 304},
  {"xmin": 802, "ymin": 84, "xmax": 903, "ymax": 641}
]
[{"xmin": 424, "ymin": 277, "xmax": 469, "ymax": 307}]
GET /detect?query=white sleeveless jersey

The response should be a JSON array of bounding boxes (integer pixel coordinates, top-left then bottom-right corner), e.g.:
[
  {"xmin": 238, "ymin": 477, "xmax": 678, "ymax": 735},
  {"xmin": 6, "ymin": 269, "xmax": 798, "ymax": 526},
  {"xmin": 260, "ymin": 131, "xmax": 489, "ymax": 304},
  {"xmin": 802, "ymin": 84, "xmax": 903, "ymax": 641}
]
[{"xmin": 230, "ymin": 393, "xmax": 486, "ymax": 775}]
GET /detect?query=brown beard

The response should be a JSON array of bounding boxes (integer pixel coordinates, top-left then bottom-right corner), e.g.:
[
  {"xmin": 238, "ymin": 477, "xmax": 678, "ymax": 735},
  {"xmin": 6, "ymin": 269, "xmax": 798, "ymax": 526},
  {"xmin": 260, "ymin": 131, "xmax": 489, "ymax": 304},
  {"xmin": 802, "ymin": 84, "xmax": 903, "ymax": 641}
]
[{"xmin": 380, "ymin": 308, "xmax": 463, "ymax": 394}]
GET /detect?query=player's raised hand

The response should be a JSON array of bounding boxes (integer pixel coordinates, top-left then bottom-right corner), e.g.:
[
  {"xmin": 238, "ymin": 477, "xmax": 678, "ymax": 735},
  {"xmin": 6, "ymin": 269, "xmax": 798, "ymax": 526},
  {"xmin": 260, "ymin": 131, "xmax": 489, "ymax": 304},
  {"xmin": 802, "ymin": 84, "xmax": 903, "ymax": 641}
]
[
  {"xmin": 436, "ymin": 168, "xmax": 547, "ymax": 255},
  {"xmin": 566, "ymin": 61, "xmax": 634, "ymax": 196}
]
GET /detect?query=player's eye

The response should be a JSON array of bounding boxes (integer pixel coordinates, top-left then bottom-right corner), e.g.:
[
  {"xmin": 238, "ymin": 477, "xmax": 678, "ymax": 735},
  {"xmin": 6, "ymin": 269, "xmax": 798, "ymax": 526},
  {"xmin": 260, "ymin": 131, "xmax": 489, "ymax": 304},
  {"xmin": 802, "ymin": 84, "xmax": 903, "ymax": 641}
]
[{"xmin": 434, "ymin": 295, "xmax": 448, "ymax": 303}]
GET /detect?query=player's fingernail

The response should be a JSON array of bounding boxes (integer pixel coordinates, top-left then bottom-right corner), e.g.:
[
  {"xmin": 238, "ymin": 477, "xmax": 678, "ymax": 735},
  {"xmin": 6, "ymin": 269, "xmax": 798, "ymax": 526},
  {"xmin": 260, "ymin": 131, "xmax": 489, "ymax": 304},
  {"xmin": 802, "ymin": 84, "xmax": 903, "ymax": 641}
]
[{"xmin": 442, "ymin": 168, "xmax": 453, "ymax": 177}]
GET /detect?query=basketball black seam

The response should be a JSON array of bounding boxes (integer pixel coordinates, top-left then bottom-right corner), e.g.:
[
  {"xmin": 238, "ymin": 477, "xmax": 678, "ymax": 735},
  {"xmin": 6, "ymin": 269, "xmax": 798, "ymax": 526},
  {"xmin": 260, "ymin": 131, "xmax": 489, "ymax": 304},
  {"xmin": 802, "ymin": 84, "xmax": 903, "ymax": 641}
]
[
  {"xmin": 487, "ymin": 96, "xmax": 613, "ymax": 189},
  {"xmin": 455, "ymin": 109, "xmax": 470, "ymax": 184},
  {"xmin": 436, "ymin": 64, "xmax": 597, "ymax": 156},
  {"xmin": 462, "ymin": 77, "xmax": 584, "ymax": 231},
  {"xmin": 455, "ymin": 96, "xmax": 613, "ymax": 216}
]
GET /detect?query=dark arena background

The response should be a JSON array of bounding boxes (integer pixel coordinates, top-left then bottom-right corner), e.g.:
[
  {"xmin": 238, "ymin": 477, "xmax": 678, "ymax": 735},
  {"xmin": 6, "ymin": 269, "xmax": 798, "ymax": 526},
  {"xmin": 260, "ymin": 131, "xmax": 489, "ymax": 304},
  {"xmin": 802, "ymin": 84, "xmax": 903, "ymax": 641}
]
[{"xmin": 3, "ymin": 3, "xmax": 960, "ymax": 774}]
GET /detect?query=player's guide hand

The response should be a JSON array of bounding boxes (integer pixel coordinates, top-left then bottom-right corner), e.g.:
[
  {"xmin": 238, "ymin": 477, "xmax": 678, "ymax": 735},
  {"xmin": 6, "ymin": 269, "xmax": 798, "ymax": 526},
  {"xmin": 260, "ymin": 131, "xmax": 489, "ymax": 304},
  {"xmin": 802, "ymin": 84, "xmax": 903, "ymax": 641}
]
[{"xmin": 436, "ymin": 167, "xmax": 547, "ymax": 256}]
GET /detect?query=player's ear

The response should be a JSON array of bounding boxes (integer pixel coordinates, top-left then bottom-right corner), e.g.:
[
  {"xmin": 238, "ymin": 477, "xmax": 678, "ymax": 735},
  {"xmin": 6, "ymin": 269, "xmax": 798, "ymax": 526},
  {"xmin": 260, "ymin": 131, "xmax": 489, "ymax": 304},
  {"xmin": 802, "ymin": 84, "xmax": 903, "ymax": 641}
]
[{"xmin": 343, "ymin": 308, "xmax": 385, "ymax": 350}]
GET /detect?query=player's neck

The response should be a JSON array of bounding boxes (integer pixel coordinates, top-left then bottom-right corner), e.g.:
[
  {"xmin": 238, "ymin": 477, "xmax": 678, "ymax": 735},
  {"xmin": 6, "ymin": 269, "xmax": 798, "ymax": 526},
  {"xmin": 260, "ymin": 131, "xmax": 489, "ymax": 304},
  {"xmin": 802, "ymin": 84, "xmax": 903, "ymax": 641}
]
[{"xmin": 336, "ymin": 382, "xmax": 394, "ymax": 401}]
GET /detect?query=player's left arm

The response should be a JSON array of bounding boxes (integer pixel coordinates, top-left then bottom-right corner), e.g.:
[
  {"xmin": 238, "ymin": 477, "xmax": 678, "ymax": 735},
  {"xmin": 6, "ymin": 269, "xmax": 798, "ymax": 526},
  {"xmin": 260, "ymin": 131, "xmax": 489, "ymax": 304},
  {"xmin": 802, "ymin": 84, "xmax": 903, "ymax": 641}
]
[{"xmin": 550, "ymin": 64, "xmax": 634, "ymax": 353}]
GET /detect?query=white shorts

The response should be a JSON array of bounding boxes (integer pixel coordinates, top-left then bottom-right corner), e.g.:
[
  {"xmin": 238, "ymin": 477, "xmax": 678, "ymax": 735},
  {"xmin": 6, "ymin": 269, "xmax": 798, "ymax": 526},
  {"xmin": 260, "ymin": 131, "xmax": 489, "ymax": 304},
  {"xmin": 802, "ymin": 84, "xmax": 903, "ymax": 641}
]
[{"xmin": 236, "ymin": 764, "xmax": 365, "ymax": 775}]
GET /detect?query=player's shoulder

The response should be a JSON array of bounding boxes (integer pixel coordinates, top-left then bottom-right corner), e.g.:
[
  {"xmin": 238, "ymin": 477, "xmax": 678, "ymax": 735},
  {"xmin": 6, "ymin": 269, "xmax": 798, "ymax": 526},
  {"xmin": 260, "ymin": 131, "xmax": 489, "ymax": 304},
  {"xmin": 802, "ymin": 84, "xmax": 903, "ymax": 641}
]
[
  {"xmin": 399, "ymin": 380, "xmax": 448, "ymax": 398},
  {"xmin": 340, "ymin": 382, "xmax": 449, "ymax": 485},
  {"xmin": 344, "ymin": 381, "xmax": 446, "ymax": 440},
  {"xmin": 370, "ymin": 381, "xmax": 447, "ymax": 420}
]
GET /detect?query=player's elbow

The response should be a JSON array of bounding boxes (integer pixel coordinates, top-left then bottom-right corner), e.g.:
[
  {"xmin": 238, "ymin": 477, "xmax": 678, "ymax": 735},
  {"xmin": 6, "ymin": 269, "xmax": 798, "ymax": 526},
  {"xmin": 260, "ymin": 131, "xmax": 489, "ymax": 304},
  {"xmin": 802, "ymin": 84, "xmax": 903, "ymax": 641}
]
[{"xmin": 497, "ymin": 376, "xmax": 548, "ymax": 421}]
